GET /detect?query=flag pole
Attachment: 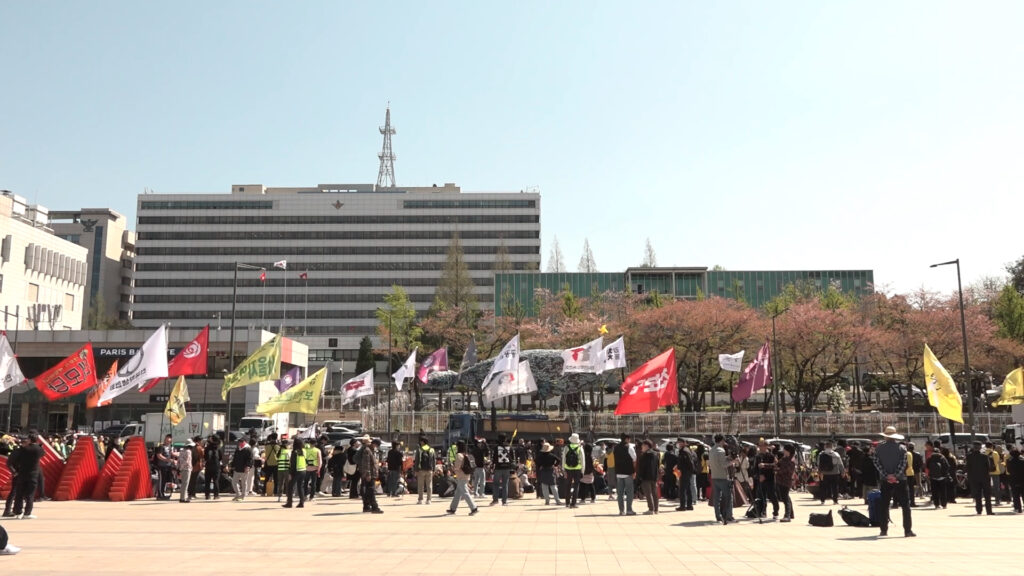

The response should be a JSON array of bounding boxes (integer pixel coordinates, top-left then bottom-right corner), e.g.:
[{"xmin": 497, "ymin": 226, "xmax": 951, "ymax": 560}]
[
  {"xmin": 5, "ymin": 306, "xmax": 21, "ymax": 431},
  {"xmin": 727, "ymin": 371, "xmax": 737, "ymax": 435},
  {"xmin": 303, "ymin": 271, "xmax": 308, "ymax": 337},
  {"xmin": 282, "ymin": 265, "xmax": 288, "ymax": 335},
  {"xmin": 261, "ymin": 269, "xmax": 267, "ymax": 331}
]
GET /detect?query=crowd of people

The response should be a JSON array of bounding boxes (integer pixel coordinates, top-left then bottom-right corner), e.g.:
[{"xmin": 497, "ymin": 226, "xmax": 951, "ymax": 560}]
[{"xmin": 3, "ymin": 424, "xmax": 1024, "ymax": 556}]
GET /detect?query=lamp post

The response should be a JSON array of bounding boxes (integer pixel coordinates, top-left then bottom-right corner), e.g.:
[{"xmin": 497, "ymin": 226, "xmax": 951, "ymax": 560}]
[
  {"xmin": 930, "ymin": 258, "xmax": 975, "ymax": 444},
  {"xmin": 771, "ymin": 307, "xmax": 789, "ymax": 438},
  {"xmin": 376, "ymin": 307, "xmax": 394, "ymax": 434},
  {"xmin": 226, "ymin": 262, "xmax": 265, "ymax": 438}
]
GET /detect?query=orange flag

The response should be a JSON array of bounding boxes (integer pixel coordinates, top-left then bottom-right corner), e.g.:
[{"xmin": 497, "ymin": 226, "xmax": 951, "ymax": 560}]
[{"xmin": 87, "ymin": 361, "xmax": 118, "ymax": 409}]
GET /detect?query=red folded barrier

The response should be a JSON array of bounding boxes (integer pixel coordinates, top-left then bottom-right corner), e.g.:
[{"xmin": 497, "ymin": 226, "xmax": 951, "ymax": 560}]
[
  {"xmin": 0, "ymin": 455, "xmax": 10, "ymax": 498},
  {"xmin": 91, "ymin": 448, "xmax": 123, "ymax": 501},
  {"xmin": 108, "ymin": 437, "xmax": 152, "ymax": 502},
  {"xmin": 54, "ymin": 438, "xmax": 100, "ymax": 501}
]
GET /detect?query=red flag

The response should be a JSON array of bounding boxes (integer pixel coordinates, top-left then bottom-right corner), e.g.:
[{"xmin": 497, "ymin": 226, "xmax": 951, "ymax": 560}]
[
  {"xmin": 138, "ymin": 326, "xmax": 209, "ymax": 393},
  {"xmin": 35, "ymin": 343, "xmax": 98, "ymax": 401},
  {"xmin": 299, "ymin": 272, "xmax": 308, "ymax": 280},
  {"xmin": 417, "ymin": 348, "xmax": 449, "ymax": 383},
  {"xmin": 614, "ymin": 348, "xmax": 677, "ymax": 415},
  {"xmin": 87, "ymin": 361, "xmax": 118, "ymax": 409},
  {"xmin": 731, "ymin": 340, "xmax": 771, "ymax": 403},
  {"xmin": 259, "ymin": 270, "xmax": 266, "ymax": 282}
]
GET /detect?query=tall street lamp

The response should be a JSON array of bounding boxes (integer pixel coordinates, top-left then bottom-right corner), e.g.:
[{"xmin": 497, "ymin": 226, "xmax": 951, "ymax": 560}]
[
  {"xmin": 930, "ymin": 258, "xmax": 975, "ymax": 443},
  {"xmin": 376, "ymin": 307, "xmax": 394, "ymax": 434},
  {"xmin": 771, "ymin": 307, "xmax": 789, "ymax": 438},
  {"xmin": 226, "ymin": 262, "xmax": 265, "ymax": 438}
]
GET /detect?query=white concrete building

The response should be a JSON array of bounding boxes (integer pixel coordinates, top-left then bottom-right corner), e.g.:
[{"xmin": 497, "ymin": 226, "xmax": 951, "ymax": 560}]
[
  {"xmin": 131, "ymin": 183, "xmax": 541, "ymax": 369},
  {"xmin": 0, "ymin": 191, "xmax": 88, "ymax": 330}
]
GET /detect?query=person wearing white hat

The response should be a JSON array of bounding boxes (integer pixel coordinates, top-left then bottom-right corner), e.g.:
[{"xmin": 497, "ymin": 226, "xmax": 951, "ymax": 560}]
[
  {"xmin": 871, "ymin": 426, "xmax": 915, "ymax": 537},
  {"xmin": 177, "ymin": 439, "xmax": 196, "ymax": 503},
  {"xmin": 564, "ymin": 433, "xmax": 585, "ymax": 509}
]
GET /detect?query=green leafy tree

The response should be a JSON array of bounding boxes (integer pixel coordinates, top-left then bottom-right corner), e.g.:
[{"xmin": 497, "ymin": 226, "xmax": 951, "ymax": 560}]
[
  {"xmin": 1008, "ymin": 256, "xmax": 1024, "ymax": 294},
  {"xmin": 355, "ymin": 336, "xmax": 375, "ymax": 375},
  {"xmin": 433, "ymin": 233, "xmax": 478, "ymax": 318},
  {"xmin": 993, "ymin": 284, "xmax": 1024, "ymax": 343},
  {"xmin": 377, "ymin": 285, "xmax": 422, "ymax": 354}
]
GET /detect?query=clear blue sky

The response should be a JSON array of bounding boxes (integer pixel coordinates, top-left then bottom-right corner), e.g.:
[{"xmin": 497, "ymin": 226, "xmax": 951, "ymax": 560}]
[{"xmin": 2, "ymin": 2, "xmax": 1021, "ymax": 296}]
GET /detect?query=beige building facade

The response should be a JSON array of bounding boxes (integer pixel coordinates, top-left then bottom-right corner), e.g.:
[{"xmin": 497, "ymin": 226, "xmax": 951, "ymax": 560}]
[{"xmin": 0, "ymin": 191, "xmax": 88, "ymax": 330}]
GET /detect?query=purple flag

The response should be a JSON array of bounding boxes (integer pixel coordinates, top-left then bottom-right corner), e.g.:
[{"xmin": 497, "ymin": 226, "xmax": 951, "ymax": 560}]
[
  {"xmin": 416, "ymin": 348, "xmax": 448, "ymax": 383},
  {"xmin": 275, "ymin": 366, "xmax": 302, "ymax": 393},
  {"xmin": 731, "ymin": 340, "xmax": 771, "ymax": 403}
]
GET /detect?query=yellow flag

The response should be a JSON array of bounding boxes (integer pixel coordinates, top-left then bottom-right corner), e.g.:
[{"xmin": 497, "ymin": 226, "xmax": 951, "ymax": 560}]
[
  {"xmin": 164, "ymin": 376, "xmax": 190, "ymax": 426},
  {"xmin": 221, "ymin": 334, "xmax": 282, "ymax": 399},
  {"xmin": 255, "ymin": 367, "xmax": 325, "ymax": 415},
  {"xmin": 599, "ymin": 324, "xmax": 609, "ymax": 335},
  {"xmin": 923, "ymin": 344, "xmax": 964, "ymax": 423},
  {"xmin": 992, "ymin": 367, "xmax": 1024, "ymax": 407}
]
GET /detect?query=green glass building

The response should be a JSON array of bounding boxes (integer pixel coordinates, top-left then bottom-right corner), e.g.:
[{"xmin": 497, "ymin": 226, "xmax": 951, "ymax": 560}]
[{"xmin": 493, "ymin": 267, "xmax": 874, "ymax": 315}]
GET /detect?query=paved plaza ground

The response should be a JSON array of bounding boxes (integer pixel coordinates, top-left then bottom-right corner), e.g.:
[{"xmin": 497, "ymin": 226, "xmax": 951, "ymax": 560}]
[{"xmin": 1, "ymin": 489, "xmax": 1020, "ymax": 575}]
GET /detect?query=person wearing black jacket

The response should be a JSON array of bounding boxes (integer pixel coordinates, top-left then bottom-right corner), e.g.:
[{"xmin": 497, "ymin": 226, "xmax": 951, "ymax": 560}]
[
  {"xmin": 203, "ymin": 436, "xmax": 223, "ymax": 500},
  {"xmin": 9, "ymin": 435, "xmax": 43, "ymax": 518},
  {"xmin": 328, "ymin": 444, "xmax": 349, "ymax": 497},
  {"xmin": 637, "ymin": 440, "xmax": 660, "ymax": 514},
  {"xmin": 346, "ymin": 440, "xmax": 362, "ymax": 499},
  {"xmin": 675, "ymin": 439, "xmax": 696, "ymax": 511},
  {"xmin": 661, "ymin": 444, "xmax": 678, "ymax": 501},
  {"xmin": 925, "ymin": 448, "xmax": 951, "ymax": 509},
  {"xmin": 1006, "ymin": 448, "xmax": 1024, "ymax": 513},
  {"xmin": 2, "ymin": 443, "xmax": 22, "ymax": 518},
  {"xmin": 385, "ymin": 443, "xmax": 404, "ymax": 498},
  {"xmin": 966, "ymin": 441, "xmax": 993, "ymax": 515},
  {"xmin": 230, "ymin": 439, "xmax": 254, "ymax": 501}
]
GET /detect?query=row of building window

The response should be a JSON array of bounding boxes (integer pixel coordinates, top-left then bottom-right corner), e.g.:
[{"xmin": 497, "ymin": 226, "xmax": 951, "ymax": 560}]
[
  {"xmin": 23, "ymin": 244, "xmax": 87, "ymax": 286},
  {"xmin": 136, "ymin": 245, "xmax": 539, "ymax": 257},
  {"xmin": 140, "ymin": 200, "xmax": 274, "ymax": 210},
  {"xmin": 134, "ymin": 277, "xmax": 495, "ymax": 288},
  {"xmin": 402, "ymin": 199, "xmax": 536, "ymax": 209},
  {"xmin": 137, "ymin": 230, "xmax": 539, "ymax": 241},
  {"xmin": 133, "ymin": 292, "xmax": 494, "ymax": 304},
  {"xmin": 137, "ymin": 215, "xmax": 539, "ymax": 225},
  {"xmin": 136, "ymin": 261, "xmax": 536, "ymax": 272},
  {"xmin": 134, "ymin": 309, "xmax": 393, "ymax": 320}
]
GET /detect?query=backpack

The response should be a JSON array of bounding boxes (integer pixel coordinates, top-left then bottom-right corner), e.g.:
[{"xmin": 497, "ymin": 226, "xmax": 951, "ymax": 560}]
[
  {"xmin": 866, "ymin": 489, "xmax": 883, "ymax": 526},
  {"xmin": 808, "ymin": 510, "xmax": 834, "ymax": 527},
  {"xmin": 565, "ymin": 446, "xmax": 580, "ymax": 468},
  {"xmin": 417, "ymin": 447, "xmax": 434, "ymax": 471},
  {"xmin": 839, "ymin": 506, "xmax": 871, "ymax": 527},
  {"xmin": 818, "ymin": 452, "xmax": 835, "ymax": 472},
  {"xmin": 460, "ymin": 453, "xmax": 475, "ymax": 475}
]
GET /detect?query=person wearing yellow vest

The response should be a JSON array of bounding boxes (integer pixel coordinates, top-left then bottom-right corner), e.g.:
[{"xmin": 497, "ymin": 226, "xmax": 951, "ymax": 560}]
[
  {"xmin": 987, "ymin": 443, "xmax": 1004, "ymax": 505},
  {"xmin": 304, "ymin": 442, "xmax": 322, "ymax": 501},
  {"xmin": 905, "ymin": 443, "xmax": 917, "ymax": 507},
  {"xmin": 276, "ymin": 442, "xmax": 291, "ymax": 502},
  {"xmin": 283, "ymin": 438, "xmax": 307, "ymax": 509},
  {"xmin": 563, "ymin": 433, "xmax": 585, "ymax": 509},
  {"xmin": 264, "ymin": 439, "xmax": 282, "ymax": 497}
]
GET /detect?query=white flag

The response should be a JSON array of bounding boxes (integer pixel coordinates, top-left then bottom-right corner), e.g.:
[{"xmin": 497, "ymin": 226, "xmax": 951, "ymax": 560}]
[
  {"xmin": 342, "ymin": 369, "xmax": 375, "ymax": 405},
  {"xmin": 484, "ymin": 360, "xmax": 538, "ymax": 403},
  {"xmin": 299, "ymin": 422, "xmax": 319, "ymax": 440},
  {"xmin": 718, "ymin": 351, "xmax": 745, "ymax": 373},
  {"xmin": 596, "ymin": 336, "xmax": 627, "ymax": 374},
  {"xmin": 561, "ymin": 337, "xmax": 603, "ymax": 375},
  {"xmin": 482, "ymin": 334, "xmax": 520, "ymax": 389},
  {"xmin": 392, "ymin": 349, "xmax": 416, "ymax": 391},
  {"xmin": 100, "ymin": 325, "xmax": 169, "ymax": 403},
  {"xmin": 0, "ymin": 333, "xmax": 26, "ymax": 394},
  {"xmin": 273, "ymin": 260, "xmax": 287, "ymax": 270}
]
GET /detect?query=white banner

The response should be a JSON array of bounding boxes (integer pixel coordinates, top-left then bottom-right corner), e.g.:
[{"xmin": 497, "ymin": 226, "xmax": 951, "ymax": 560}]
[
  {"xmin": 482, "ymin": 334, "xmax": 520, "ymax": 389},
  {"xmin": 342, "ymin": 369, "xmax": 375, "ymax": 405},
  {"xmin": 718, "ymin": 350, "xmax": 745, "ymax": 373},
  {"xmin": 596, "ymin": 336, "xmax": 627, "ymax": 374},
  {"xmin": 484, "ymin": 360, "xmax": 538, "ymax": 403},
  {"xmin": 100, "ymin": 325, "xmax": 169, "ymax": 403},
  {"xmin": 561, "ymin": 337, "xmax": 603, "ymax": 374},
  {"xmin": 392, "ymin": 349, "xmax": 416, "ymax": 391},
  {"xmin": 0, "ymin": 333, "xmax": 26, "ymax": 394}
]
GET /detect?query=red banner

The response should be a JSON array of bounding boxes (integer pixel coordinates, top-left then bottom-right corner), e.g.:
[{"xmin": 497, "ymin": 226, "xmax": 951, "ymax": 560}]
[
  {"xmin": 614, "ymin": 348, "xmax": 678, "ymax": 415},
  {"xmin": 139, "ymin": 326, "xmax": 209, "ymax": 393},
  {"xmin": 36, "ymin": 343, "xmax": 98, "ymax": 401}
]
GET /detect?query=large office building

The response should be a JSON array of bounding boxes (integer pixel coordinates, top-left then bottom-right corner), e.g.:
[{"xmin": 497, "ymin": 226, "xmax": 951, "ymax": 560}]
[
  {"xmin": 131, "ymin": 183, "xmax": 541, "ymax": 364},
  {"xmin": 50, "ymin": 208, "xmax": 136, "ymax": 324},
  {"xmin": 0, "ymin": 191, "xmax": 88, "ymax": 330},
  {"xmin": 493, "ymin": 267, "xmax": 875, "ymax": 314}
]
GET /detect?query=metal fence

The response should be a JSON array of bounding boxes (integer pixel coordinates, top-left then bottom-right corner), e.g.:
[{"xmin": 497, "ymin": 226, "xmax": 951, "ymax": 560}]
[{"xmin": 362, "ymin": 409, "xmax": 1013, "ymax": 438}]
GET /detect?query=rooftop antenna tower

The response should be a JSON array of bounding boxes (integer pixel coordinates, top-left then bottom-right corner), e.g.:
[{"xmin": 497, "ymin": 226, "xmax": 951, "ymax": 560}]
[{"xmin": 376, "ymin": 104, "xmax": 396, "ymax": 188}]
